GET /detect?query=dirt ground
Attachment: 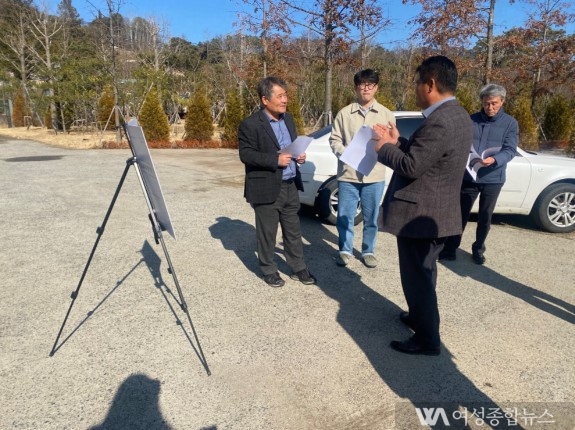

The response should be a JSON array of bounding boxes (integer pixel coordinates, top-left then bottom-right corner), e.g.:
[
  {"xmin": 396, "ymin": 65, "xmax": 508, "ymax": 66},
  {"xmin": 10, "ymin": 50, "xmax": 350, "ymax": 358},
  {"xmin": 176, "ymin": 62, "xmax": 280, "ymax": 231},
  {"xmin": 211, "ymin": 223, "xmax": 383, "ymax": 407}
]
[{"xmin": 0, "ymin": 125, "xmax": 125, "ymax": 149}]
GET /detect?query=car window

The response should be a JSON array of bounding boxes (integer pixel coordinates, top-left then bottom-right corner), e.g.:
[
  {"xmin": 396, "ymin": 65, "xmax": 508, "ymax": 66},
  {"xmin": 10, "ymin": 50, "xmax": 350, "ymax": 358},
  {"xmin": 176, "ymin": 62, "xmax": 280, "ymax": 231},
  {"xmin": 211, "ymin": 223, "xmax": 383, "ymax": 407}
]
[{"xmin": 396, "ymin": 117, "xmax": 423, "ymax": 139}]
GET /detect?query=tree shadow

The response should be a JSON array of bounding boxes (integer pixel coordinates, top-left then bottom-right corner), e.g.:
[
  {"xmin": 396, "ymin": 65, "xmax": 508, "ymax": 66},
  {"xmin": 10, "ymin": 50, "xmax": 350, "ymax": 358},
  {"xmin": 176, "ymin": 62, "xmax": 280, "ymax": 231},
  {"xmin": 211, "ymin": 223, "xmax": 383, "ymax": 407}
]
[
  {"xmin": 439, "ymin": 251, "xmax": 575, "ymax": 325},
  {"xmin": 88, "ymin": 373, "xmax": 173, "ymax": 430},
  {"xmin": 299, "ymin": 218, "xmax": 518, "ymax": 429}
]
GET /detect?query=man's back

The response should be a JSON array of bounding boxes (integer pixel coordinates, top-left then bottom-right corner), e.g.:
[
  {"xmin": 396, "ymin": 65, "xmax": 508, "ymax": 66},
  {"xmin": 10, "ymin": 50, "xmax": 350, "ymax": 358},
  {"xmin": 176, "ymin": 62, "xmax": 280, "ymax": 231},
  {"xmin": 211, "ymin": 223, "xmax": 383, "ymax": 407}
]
[{"xmin": 379, "ymin": 99, "xmax": 472, "ymax": 238}]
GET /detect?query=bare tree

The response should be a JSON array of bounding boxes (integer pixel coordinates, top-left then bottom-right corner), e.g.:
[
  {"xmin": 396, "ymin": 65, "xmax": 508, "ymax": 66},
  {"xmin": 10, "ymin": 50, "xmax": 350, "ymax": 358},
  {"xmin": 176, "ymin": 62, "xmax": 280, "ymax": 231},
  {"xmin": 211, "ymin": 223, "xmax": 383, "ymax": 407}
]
[
  {"xmin": 237, "ymin": 0, "xmax": 289, "ymax": 77},
  {"xmin": 280, "ymin": 0, "xmax": 387, "ymax": 125},
  {"xmin": 86, "ymin": 0, "xmax": 126, "ymax": 142},
  {"xmin": 28, "ymin": 4, "xmax": 63, "ymax": 128},
  {"xmin": 0, "ymin": 7, "xmax": 34, "ymax": 116},
  {"xmin": 495, "ymin": 0, "xmax": 575, "ymax": 124},
  {"xmin": 524, "ymin": 0, "xmax": 575, "ymax": 93},
  {"xmin": 405, "ymin": 0, "xmax": 500, "ymax": 82}
]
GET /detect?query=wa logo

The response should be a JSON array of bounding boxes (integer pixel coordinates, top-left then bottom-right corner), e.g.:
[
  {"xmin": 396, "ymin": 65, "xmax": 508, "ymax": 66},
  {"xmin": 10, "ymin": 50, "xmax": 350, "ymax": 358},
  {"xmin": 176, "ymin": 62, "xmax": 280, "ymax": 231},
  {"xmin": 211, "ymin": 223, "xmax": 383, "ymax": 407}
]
[{"xmin": 415, "ymin": 407, "xmax": 451, "ymax": 426}]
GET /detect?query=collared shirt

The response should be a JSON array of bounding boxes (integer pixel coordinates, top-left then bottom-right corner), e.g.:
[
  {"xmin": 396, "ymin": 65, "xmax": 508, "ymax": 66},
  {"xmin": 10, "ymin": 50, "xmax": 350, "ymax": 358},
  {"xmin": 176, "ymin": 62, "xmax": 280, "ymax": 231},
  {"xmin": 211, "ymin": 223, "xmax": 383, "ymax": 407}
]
[
  {"xmin": 422, "ymin": 96, "xmax": 456, "ymax": 118},
  {"xmin": 358, "ymin": 104, "xmax": 373, "ymax": 116},
  {"xmin": 266, "ymin": 112, "xmax": 296, "ymax": 180}
]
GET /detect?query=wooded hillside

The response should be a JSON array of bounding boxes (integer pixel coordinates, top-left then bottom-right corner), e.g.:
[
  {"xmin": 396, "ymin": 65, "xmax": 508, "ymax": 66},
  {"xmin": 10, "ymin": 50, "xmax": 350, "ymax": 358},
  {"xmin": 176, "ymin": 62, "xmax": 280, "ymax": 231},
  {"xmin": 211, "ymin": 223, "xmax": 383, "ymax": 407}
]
[{"xmin": 1, "ymin": 0, "xmax": 574, "ymax": 149}]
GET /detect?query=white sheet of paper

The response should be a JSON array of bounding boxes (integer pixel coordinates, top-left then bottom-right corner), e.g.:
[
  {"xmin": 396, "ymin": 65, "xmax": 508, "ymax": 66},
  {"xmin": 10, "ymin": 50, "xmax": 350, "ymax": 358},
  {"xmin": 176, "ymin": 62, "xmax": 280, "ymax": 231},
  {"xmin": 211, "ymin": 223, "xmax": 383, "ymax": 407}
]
[
  {"xmin": 279, "ymin": 135, "xmax": 314, "ymax": 157},
  {"xmin": 339, "ymin": 125, "xmax": 378, "ymax": 176}
]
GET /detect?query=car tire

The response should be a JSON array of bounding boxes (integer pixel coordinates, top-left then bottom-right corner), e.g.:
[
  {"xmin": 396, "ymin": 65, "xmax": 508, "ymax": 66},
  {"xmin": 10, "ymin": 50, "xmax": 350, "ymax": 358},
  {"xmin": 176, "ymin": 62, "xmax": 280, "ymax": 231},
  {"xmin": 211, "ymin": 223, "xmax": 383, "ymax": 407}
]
[
  {"xmin": 531, "ymin": 183, "xmax": 575, "ymax": 233},
  {"xmin": 316, "ymin": 179, "xmax": 363, "ymax": 226}
]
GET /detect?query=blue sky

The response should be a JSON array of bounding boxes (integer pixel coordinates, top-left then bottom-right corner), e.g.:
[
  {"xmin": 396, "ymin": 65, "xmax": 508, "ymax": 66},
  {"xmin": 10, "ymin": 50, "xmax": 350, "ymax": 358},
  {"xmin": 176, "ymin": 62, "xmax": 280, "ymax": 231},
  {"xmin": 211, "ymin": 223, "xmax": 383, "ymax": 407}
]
[{"xmin": 50, "ymin": 0, "xmax": 574, "ymax": 47}]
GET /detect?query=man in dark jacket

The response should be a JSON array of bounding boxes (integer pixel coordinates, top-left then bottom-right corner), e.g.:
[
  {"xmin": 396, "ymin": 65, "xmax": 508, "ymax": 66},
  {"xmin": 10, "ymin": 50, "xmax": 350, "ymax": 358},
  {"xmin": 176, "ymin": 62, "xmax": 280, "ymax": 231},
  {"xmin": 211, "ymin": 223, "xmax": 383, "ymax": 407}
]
[
  {"xmin": 373, "ymin": 56, "xmax": 473, "ymax": 355},
  {"xmin": 439, "ymin": 84, "xmax": 518, "ymax": 264},
  {"xmin": 238, "ymin": 76, "xmax": 316, "ymax": 288}
]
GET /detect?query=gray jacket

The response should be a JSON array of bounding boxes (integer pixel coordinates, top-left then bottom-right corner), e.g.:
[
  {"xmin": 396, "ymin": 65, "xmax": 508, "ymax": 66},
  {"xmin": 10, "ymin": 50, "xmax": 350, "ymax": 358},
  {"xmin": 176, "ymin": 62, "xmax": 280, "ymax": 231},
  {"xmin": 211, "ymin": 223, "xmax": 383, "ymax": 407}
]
[{"xmin": 377, "ymin": 99, "xmax": 473, "ymax": 238}]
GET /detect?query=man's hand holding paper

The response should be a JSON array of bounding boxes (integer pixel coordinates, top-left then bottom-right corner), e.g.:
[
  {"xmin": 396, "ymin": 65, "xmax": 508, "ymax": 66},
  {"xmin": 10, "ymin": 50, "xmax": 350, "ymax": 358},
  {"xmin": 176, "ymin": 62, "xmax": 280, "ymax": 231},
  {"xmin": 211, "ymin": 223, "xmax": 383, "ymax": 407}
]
[{"xmin": 278, "ymin": 135, "xmax": 313, "ymax": 158}]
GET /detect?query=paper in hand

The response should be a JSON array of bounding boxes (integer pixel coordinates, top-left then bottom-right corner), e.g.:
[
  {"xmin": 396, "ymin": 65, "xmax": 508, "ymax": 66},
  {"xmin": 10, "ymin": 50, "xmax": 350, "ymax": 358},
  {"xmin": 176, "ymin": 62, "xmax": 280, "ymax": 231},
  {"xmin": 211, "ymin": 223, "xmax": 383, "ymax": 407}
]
[
  {"xmin": 278, "ymin": 135, "xmax": 314, "ymax": 157},
  {"xmin": 339, "ymin": 125, "xmax": 379, "ymax": 176}
]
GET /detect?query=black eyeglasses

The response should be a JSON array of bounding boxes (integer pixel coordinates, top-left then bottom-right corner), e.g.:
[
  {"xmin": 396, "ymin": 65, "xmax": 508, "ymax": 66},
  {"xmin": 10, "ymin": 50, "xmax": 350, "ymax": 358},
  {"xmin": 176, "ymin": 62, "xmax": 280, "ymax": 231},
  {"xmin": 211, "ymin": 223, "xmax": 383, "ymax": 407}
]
[{"xmin": 357, "ymin": 82, "xmax": 377, "ymax": 90}]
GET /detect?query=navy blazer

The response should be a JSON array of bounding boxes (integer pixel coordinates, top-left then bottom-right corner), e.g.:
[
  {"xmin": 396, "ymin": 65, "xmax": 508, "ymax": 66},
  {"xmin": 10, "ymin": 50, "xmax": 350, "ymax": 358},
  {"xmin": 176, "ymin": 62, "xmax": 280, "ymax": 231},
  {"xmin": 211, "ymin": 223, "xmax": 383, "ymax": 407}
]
[
  {"xmin": 377, "ymin": 100, "xmax": 473, "ymax": 239},
  {"xmin": 238, "ymin": 110, "xmax": 303, "ymax": 204},
  {"xmin": 468, "ymin": 108, "xmax": 518, "ymax": 184}
]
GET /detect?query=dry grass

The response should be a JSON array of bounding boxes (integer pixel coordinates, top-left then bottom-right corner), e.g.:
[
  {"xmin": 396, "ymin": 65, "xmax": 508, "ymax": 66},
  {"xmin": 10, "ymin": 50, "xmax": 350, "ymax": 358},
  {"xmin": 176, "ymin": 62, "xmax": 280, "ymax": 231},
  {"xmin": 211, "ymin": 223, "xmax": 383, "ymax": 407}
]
[{"xmin": 0, "ymin": 124, "xmax": 238, "ymax": 150}]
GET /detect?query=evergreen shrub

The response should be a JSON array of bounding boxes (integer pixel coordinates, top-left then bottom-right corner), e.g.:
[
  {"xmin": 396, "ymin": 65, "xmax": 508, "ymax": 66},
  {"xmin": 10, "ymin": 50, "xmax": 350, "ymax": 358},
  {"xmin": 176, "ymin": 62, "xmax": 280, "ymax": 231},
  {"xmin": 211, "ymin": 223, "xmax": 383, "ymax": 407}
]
[
  {"xmin": 543, "ymin": 95, "xmax": 573, "ymax": 142},
  {"xmin": 222, "ymin": 88, "xmax": 243, "ymax": 148},
  {"xmin": 139, "ymin": 88, "xmax": 170, "ymax": 144},
  {"xmin": 184, "ymin": 89, "xmax": 213, "ymax": 142},
  {"xmin": 507, "ymin": 96, "xmax": 539, "ymax": 151},
  {"xmin": 12, "ymin": 87, "xmax": 27, "ymax": 127}
]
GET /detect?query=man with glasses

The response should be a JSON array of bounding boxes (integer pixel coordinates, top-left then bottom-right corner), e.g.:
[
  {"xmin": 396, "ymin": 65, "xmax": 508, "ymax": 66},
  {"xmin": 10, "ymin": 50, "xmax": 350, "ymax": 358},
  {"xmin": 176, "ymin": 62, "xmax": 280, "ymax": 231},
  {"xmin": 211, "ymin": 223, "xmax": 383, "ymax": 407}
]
[
  {"xmin": 239, "ymin": 76, "xmax": 316, "ymax": 288},
  {"xmin": 329, "ymin": 69, "xmax": 395, "ymax": 268}
]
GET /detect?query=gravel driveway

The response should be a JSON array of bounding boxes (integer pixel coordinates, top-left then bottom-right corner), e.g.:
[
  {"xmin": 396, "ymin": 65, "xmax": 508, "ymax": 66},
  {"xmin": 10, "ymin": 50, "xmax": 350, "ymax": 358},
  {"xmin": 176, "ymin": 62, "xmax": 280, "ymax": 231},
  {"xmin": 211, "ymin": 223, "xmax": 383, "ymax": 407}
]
[{"xmin": 1, "ymin": 137, "xmax": 574, "ymax": 429}]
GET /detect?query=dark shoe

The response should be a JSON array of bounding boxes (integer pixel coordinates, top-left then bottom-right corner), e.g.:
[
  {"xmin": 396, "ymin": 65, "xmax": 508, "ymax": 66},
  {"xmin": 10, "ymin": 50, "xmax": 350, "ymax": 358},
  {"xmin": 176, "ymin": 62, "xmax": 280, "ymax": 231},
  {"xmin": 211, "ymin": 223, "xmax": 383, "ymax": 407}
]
[
  {"xmin": 290, "ymin": 269, "xmax": 316, "ymax": 285},
  {"xmin": 438, "ymin": 250, "xmax": 456, "ymax": 261},
  {"xmin": 390, "ymin": 337, "xmax": 440, "ymax": 356},
  {"xmin": 263, "ymin": 272, "xmax": 285, "ymax": 288},
  {"xmin": 399, "ymin": 311, "xmax": 416, "ymax": 331},
  {"xmin": 472, "ymin": 253, "xmax": 486, "ymax": 265}
]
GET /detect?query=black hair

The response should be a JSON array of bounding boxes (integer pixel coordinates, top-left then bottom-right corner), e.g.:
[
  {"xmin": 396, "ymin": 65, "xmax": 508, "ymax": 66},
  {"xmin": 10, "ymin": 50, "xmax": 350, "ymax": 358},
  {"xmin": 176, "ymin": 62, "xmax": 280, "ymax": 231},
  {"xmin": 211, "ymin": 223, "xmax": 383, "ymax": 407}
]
[
  {"xmin": 353, "ymin": 69, "xmax": 380, "ymax": 86},
  {"xmin": 415, "ymin": 56, "xmax": 458, "ymax": 94},
  {"xmin": 257, "ymin": 76, "xmax": 288, "ymax": 101}
]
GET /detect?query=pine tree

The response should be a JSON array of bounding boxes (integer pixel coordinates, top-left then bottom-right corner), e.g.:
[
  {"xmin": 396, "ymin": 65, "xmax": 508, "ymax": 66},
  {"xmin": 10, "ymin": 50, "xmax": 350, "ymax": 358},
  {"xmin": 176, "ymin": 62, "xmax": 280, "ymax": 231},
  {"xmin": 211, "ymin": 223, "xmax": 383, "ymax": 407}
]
[
  {"xmin": 222, "ymin": 88, "xmax": 243, "ymax": 147},
  {"xmin": 139, "ymin": 88, "xmax": 170, "ymax": 143},
  {"xmin": 184, "ymin": 89, "xmax": 213, "ymax": 142}
]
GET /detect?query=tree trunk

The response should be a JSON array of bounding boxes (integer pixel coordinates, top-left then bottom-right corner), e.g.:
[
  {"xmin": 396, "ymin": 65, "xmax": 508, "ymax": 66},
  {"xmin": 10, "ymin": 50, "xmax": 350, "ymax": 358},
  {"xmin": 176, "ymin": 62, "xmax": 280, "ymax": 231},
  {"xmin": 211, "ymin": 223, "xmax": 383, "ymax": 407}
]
[
  {"xmin": 323, "ymin": 35, "xmax": 333, "ymax": 127},
  {"xmin": 484, "ymin": 0, "xmax": 496, "ymax": 84}
]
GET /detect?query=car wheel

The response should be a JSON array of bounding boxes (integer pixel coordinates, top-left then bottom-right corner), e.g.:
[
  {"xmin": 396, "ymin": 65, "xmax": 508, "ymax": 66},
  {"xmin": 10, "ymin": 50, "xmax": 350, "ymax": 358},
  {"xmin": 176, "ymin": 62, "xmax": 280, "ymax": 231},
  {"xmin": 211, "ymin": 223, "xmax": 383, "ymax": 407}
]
[
  {"xmin": 316, "ymin": 179, "xmax": 363, "ymax": 225},
  {"xmin": 531, "ymin": 183, "xmax": 575, "ymax": 233}
]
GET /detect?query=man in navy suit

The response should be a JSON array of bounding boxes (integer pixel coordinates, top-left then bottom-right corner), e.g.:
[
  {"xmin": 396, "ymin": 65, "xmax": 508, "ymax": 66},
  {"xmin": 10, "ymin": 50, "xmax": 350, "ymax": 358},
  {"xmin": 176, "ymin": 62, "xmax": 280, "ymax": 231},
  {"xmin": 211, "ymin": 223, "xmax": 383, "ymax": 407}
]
[
  {"xmin": 373, "ymin": 56, "xmax": 473, "ymax": 355},
  {"xmin": 239, "ymin": 76, "xmax": 316, "ymax": 288}
]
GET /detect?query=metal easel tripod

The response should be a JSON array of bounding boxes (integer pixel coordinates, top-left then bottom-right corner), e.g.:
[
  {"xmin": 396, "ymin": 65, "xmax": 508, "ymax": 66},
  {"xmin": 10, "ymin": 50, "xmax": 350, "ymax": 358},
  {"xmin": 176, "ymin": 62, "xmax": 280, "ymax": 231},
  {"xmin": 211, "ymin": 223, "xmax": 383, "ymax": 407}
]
[{"xmin": 49, "ymin": 151, "xmax": 210, "ymax": 375}]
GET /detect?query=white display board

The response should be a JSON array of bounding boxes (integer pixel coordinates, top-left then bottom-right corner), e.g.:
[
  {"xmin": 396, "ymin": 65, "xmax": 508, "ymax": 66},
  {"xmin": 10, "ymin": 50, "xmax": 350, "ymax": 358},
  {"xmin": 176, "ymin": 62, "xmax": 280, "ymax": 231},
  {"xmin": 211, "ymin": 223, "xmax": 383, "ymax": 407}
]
[{"xmin": 124, "ymin": 119, "xmax": 176, "ymax": 239}]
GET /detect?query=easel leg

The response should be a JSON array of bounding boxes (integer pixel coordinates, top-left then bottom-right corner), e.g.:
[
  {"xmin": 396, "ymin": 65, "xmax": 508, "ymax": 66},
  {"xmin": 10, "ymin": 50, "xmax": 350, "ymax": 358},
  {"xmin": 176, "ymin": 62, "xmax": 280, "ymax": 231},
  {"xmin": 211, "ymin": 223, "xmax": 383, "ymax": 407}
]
[{"xmin": 50, "ymin": 158, "xmax": 135, "ymax": 356}]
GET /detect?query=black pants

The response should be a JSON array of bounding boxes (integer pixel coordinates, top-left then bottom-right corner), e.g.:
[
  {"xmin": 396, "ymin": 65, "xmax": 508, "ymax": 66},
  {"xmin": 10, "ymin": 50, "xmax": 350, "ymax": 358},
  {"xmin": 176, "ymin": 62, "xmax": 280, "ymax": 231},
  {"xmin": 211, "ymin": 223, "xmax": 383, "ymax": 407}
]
[
  {"xmin": 253, "ymin": 181, "xmax": 306, "ymax": 276},
  {"xmin": 397, "ymin": 236, "xmax": 445, "ymax": 348},
  {"xmin": 445, "ymin": 181, "xmax": 503, "ymax": 256}
]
